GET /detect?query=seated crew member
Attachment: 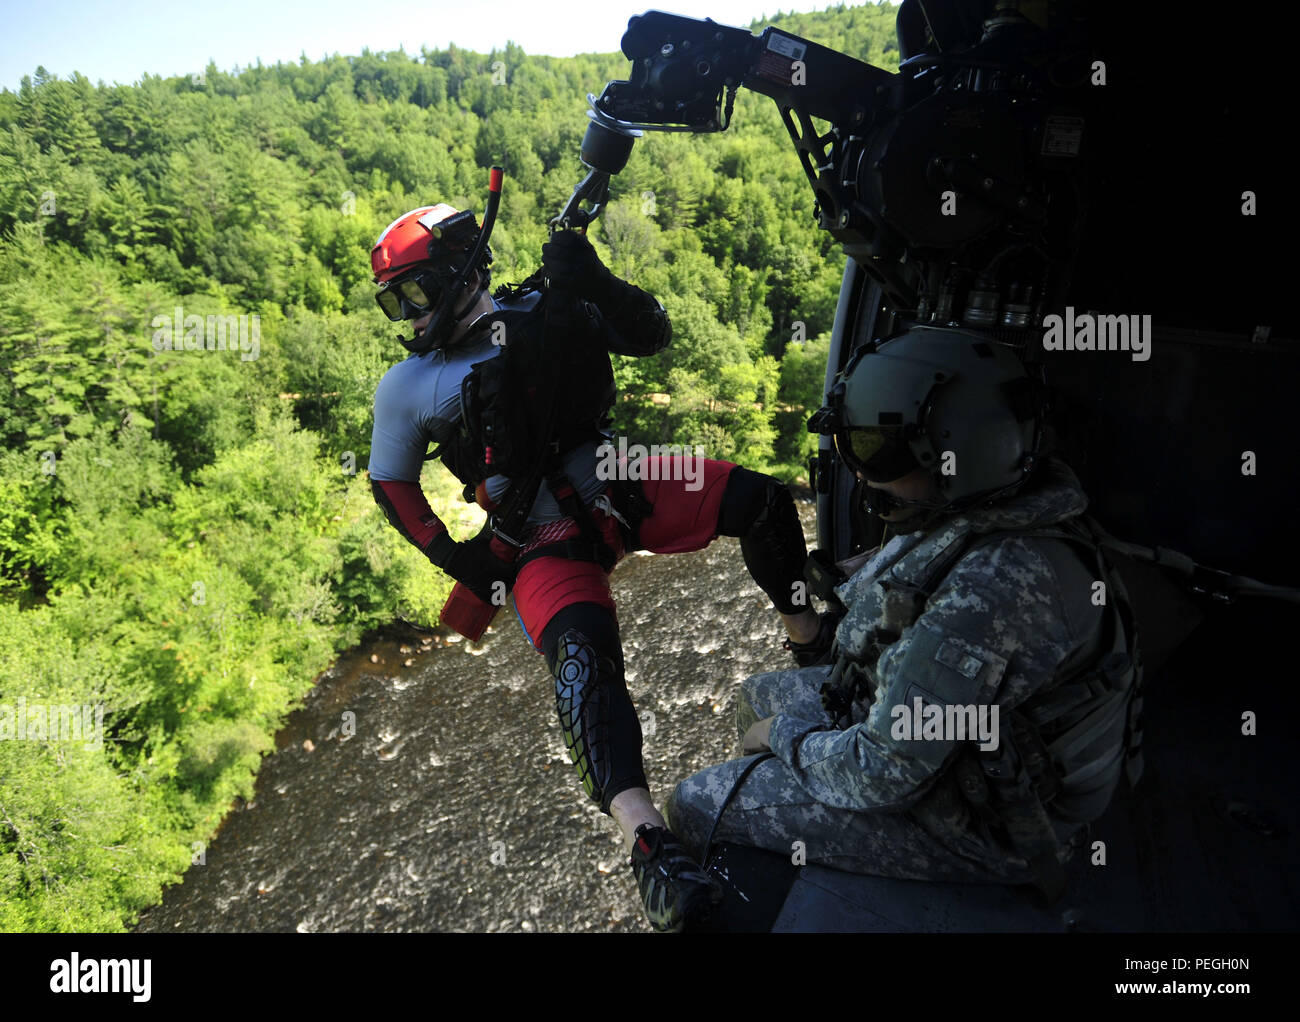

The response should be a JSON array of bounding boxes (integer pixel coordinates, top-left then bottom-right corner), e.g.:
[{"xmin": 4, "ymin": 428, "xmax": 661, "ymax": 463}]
[
  {"xmin": 665, "ymin": 329, "xmax": 1144, "ymax": 903},
  {"xmin": 366, "ymin": 200, "xmax": 841, "ymax": 930}
]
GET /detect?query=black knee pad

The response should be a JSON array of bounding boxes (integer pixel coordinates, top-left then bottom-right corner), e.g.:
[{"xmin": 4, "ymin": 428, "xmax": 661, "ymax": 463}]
[
  {"xmin": 551, "ymin": 628, "xmax": 616, "ymax": 807},
  {"xmin": 542, "ymin": 605, "xmax": 647, "ymax": 814},
  {"xmin": 717, "ymin": 466, "xmax": 772, "ymax": 537},
  {"xmin": 718, "ymin": 469, "xmax": 807, "ymax": 614}
]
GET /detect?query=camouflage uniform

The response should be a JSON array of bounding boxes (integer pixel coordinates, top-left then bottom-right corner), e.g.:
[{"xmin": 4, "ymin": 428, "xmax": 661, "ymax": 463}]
[{"xmin": 666, "ymin": 456, "xmax": 1118, "ymax": 883}]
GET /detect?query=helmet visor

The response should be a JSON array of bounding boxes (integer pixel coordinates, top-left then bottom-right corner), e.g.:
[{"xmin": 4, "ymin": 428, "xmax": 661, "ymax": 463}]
[{"xmin": 834, "ymin": 425, "xmax": 920, "ymax": 483}]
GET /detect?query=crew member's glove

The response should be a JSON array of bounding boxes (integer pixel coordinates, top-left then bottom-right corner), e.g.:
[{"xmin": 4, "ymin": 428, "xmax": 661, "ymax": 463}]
[
  {"xmin": 541, "ymin": 230, "xmax": 616, "ymax": 305},
  {"xmin": 424, "ymin": 526, "xmax": 515, "ymax": 605}
]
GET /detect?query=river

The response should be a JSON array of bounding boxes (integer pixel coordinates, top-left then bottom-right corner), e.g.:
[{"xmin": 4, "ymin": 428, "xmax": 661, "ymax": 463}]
[{"xmin": 134, "ymin": 501, "xmax": 818, "ymax": 932}]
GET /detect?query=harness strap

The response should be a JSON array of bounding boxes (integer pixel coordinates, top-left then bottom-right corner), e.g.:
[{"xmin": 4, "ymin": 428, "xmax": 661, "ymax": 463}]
[
  {"xmin": 974, "ymin": 735, "xmax": 1070, "ymax": 904},
  {"xmin": 608, "ymin": 475, "xmax": 654, "ymax": 552},
  {"xmin": 508, "ymin": 454, "xmax": 620, "ymax": 575},
  {"xmin": 547, "ymin": 463, "xmax": 607, "ymax": 547},
  {"xmin": 515, "ymin": 538, "xmax": 616, "ymax": 574},
  {"xmin": 1007, "ymin": 710, "xmax": 1061, "ymax": 804},
  {"xmin": 484, "ymin": 289, "xmax": 573, "ymax": 550}
]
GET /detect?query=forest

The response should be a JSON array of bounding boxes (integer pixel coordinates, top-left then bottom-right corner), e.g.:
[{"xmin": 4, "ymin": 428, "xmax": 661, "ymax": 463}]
[{"xmin": 0, "ymin": 3, "xmax": 900, "ymax": 930}]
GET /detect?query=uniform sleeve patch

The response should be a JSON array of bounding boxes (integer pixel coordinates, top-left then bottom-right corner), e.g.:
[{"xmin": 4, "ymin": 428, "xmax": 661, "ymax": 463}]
[{"xmin": 935, "ymin": 639, "xmax": 984, "ymax": 680}]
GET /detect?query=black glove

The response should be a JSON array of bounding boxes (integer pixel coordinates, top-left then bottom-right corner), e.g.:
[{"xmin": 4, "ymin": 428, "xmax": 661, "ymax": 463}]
[
  {"xmin": 424, "ymin": 526, "xmax": 515, "ymax": 605},
  {"xmin": 819, "ymin": 678, "xmax": 856, "ymax": 729},
  {"xmin": 541, "ymin": 230, "xmax": 615, "ymax": 304}
]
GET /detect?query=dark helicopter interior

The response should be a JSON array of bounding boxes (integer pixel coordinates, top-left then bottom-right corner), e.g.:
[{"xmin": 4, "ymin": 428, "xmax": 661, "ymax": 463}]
[{"xmin": 583, "ymin": 0, "xmax": 1297, "ymax": 932}]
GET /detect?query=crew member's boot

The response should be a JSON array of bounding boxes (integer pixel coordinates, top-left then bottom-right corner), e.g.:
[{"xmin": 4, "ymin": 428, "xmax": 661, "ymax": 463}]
[
  {"xmin": 629, "ymin": 823, "xmax": 722, "ymax": 932},
  {"xmin": 783, "ymin": 607, "xmax": 844, "ymax": 667}
]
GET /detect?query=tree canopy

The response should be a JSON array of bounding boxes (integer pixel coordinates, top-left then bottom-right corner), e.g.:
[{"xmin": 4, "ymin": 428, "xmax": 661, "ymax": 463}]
[{"xmin": 0, "ymin": 2, "xmax": 900, "ymax": 931}]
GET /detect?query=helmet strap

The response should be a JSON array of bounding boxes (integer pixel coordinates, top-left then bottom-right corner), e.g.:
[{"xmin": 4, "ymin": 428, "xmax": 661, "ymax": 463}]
[{"xmin": 397, "ymin": 273, "xmax": 486, "ymax": 355}]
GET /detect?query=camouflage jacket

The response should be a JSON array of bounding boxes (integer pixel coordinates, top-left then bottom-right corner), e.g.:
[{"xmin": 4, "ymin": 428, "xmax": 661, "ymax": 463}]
[{"xmin": 767, "ymin": 456, "xmax": 1108, "ymax": 816}]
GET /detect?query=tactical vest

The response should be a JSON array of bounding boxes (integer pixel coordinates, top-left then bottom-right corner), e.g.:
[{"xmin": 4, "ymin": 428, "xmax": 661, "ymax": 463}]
[
  {"xmin": 433, "ymin": 297, "xmax": 616, "ymax": 499},
  {"xmin": 834, "ymin": 513, "xmax": 1144, "ymax": 902}
]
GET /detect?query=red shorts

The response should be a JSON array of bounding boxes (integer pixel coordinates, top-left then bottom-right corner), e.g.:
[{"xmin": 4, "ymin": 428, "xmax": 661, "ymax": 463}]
[{"xmin": 511, "ymin": 457, "xmax": 737, "ymax": 648}]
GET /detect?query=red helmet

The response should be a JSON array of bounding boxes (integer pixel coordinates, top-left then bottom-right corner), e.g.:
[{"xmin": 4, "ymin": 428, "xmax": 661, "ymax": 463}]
[
  {"xmin": 371, "ymin": 202, "xmax": 495, "ymax": 353},
  {"xmin": 371, "ymin": 203, "xmax": 477, "ymax": 284}
]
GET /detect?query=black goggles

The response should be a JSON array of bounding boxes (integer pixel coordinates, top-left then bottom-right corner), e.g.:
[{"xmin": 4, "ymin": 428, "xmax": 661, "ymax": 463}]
[
  {"xmin": 375, "ymin": 268, "xmax": 452, "ymax": 322},
  {"xmin": 833, "ymin": 425, "xmax": 921, "ymax": 483}
]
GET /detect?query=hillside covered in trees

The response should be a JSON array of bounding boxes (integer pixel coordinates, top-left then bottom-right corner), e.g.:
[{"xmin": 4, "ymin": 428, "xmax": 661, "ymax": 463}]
[{"xmin": 0, "ymin": 2, "xmax": 900, "ymax": 930}]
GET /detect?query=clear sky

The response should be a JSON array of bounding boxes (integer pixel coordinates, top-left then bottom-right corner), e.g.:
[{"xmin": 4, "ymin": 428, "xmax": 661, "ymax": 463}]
[{"xmin": 0, "ymin": 0, "xmax": 885, "ymax": 92}]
